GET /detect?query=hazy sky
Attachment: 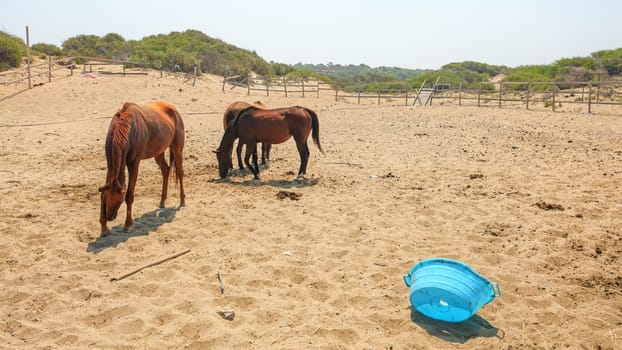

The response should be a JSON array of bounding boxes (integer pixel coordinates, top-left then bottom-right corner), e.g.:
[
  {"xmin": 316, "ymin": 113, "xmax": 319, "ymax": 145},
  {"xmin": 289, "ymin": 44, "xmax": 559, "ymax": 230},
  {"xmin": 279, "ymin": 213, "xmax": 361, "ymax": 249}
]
[{"xmin": 1, "ymin": 0, "xmax": 620, "ymax": 69}]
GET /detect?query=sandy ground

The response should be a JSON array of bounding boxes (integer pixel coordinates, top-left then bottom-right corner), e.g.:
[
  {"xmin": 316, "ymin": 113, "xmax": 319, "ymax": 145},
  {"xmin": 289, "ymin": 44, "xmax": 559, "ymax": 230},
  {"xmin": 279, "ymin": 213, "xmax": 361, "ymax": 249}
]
[{"xmin": 0, "ymin": 68, "xmax": 620, "ymax": 349}]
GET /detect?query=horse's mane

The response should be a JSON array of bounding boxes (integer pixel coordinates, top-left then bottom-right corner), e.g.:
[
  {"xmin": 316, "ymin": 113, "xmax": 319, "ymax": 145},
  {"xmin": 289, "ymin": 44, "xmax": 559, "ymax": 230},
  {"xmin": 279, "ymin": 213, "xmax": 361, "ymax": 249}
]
[
  {"xmin": 103, "ymin": 103, "xmax": 136, "ymax": 185},
  {"xmin": 109, "ymin": 103, "xmax": 134, "ymax": 148},
  {"xmin": 231, "ymin": 105, "xmax": 261, "ymax": 128}
]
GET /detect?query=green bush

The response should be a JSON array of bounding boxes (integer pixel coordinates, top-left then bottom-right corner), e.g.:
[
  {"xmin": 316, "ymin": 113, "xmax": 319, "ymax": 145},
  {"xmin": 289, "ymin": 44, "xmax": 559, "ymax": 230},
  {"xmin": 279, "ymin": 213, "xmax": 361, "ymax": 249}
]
[
  {"xmin": 62, "ymin": 34, "xmax": 102, "ymax": 57},
  {"xmin": 409, "ymin": 65, "xmax": 492, "ymax": 91},
  {"xmin": 592, "ymin": 48, "xmax": 622, "ymax": 75},
  {"xmin": 0, "ymin": 31, "xmax": 26, "ymax": 71},
  {"xmin": 31, "ymin": 43, "xmax": 62, "ymax": 56}
]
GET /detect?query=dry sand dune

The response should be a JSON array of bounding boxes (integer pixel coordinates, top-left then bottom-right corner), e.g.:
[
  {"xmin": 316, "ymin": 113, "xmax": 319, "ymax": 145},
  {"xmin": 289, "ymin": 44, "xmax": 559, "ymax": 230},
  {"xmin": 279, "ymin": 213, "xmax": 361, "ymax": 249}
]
[{"xmin": 0, "ymin": 70, "xmax": 620, "ymax": 349}]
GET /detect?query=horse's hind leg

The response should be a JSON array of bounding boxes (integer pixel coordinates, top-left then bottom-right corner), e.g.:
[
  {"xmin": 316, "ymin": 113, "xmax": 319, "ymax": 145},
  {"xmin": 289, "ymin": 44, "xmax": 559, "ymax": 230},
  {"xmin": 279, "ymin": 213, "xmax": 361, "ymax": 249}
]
[
  {"xmin": 261, "ymin": 143, "xmax": 272, "ymax": 167},
  {"xmin": 155, "ymin": 153, "xmax": 170, "ymax": 208},
  {"xmin": 170, "ymin": 145, "xmax": 186, "ymax": 207},
  {"xmin": 295, "ymin": 140, "xmax": 310, "ymax": 178}
]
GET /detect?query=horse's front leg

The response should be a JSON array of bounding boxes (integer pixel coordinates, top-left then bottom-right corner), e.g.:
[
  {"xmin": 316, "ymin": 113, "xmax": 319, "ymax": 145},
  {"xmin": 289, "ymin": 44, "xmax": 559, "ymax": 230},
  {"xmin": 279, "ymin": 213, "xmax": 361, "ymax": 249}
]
[
  {"xmin": 154, "ymin": 153, "xmax": 170, "ymax": 208},
  {"xmin": 100, "ymin": 204, "xmax": 110, "ymax": 236},
  {"xmin": 244, "ymin": 143, "xmax": 260, "ymax": 179},
  {"xmin": 124, "ymin": 160, "xmax": 140, "ymax": 232},
  {"xmin": 236, "ymin": 141, "xmax": 245, "ymax": 170}
]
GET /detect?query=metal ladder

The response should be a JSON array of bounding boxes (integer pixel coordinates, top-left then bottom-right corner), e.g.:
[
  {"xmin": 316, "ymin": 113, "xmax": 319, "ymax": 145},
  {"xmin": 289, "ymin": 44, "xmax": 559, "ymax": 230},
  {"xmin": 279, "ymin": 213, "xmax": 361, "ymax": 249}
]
[{"xmin": 413, "ymin": 76, "xmax": 440, "ymax": 106}]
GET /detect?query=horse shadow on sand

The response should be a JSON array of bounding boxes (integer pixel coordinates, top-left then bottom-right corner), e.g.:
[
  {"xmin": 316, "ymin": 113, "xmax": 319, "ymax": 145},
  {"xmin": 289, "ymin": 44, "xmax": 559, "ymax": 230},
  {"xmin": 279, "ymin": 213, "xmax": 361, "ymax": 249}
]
[
  {"xmin": 220, "ymin": 177, "xmax": 319, "ymax": 189},
  {"xmin": 86, "ymin": 207, "xmax": 178, "ymax": 254},
  {"xmin": 409, "ymin": 306, "xmax": 504, "ymax": 344},
  {"xmin": 210, "ymin": 167, "xmax": 319, "ymax": 189}
]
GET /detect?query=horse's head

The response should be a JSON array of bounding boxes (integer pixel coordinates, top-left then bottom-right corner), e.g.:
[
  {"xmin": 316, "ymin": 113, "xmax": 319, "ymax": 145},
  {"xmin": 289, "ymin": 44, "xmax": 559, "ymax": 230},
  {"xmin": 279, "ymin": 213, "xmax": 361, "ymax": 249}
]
[
  {"xmin": 213, "ymin": 148, "xmax": 232, "ymax": 178},
  {"xmin": 98, "ymin": 180, "xmax": 126, "ymax": 222}
]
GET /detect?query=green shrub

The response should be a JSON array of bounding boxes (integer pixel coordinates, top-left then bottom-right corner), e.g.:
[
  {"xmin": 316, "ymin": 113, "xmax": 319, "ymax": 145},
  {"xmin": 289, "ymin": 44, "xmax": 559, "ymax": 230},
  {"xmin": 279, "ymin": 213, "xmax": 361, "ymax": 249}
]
[
  {"xmin": 0, "ymin": 31, "xmax": 26, "ymax": 71},
  {"xmin": 31, "ymin": 43, "xmax": 62, "ymax": 56},
  {"xmin": 592, "ymin": 48, "xmax": 622, "ymax": 75}
]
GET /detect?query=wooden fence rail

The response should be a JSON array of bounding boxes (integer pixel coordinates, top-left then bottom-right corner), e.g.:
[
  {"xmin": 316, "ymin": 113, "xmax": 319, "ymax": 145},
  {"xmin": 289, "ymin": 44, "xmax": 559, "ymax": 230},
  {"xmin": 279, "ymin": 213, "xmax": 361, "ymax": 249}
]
[{"xmin": 0, "ymin": 56, "xmax": 75, "ymax": 85}]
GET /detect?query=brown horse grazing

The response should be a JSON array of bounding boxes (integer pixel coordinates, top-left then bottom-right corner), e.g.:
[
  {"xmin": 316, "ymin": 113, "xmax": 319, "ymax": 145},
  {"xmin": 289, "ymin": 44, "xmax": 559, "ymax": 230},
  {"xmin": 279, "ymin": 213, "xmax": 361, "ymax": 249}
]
[
  {"xmin": 214, "ymin": 106, "xmax": 322, "ymax": 180},
  {"xmin": 98, "ymin": 101, "xmax": 186, "ymax": 236},
  {"xmin": 223, "ymin": 100, "xmax": 271, "ymax": 169}
]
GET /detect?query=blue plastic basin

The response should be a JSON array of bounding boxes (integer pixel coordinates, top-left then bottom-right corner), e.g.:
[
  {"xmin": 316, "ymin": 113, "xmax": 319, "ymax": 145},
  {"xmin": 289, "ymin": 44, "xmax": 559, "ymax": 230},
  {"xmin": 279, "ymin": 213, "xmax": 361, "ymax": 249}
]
[{"xmin": 403, "ymin": 258, "xmax": 500, "ymax": 323}]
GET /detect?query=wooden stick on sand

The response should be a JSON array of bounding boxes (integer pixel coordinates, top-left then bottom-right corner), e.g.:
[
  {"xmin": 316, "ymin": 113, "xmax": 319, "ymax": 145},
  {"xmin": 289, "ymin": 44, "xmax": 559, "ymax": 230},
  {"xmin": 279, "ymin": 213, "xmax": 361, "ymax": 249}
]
[{"xmin": 110, "ymin": 249, "xmax": 191, "ymax": 282}]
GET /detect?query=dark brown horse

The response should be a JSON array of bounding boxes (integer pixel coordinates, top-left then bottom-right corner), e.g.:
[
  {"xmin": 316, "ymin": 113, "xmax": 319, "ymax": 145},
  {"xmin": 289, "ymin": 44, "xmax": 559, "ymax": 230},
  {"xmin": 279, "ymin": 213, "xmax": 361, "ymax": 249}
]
[
  {"xmin": 214, "ymin": 106, "xmax": 322, "ymax": 180},
  {"xmin": 98, "ymin": 101, "xmax": 186, "ymax": 236},
  {"xmin": 223, "ymin": 100, "xmax": 271, "ymax": 169}
]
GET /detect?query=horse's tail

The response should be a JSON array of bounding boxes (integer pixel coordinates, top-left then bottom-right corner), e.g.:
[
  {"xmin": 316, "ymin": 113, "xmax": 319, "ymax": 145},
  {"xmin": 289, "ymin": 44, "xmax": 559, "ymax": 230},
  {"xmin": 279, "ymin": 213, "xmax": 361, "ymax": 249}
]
[
  {"xmin": 169, "ymin": 150, "xmax": 179, "ymax": 188},
  {"xmin": 168, "ymin": 104, "xmax": 184, "ymax": 188},
  {"xmin": 306, "ymin": 108, "xmax": 323, "ymax": 153}
]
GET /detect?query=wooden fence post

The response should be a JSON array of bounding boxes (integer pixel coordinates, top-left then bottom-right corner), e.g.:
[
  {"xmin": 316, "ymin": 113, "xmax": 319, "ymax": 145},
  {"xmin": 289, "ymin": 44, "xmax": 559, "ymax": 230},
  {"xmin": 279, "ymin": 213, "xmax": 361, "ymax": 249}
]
[
  {"xmin": 458, "ymin": 83, "xmax": 462, "ymax": 106},
  {"xmin": 48, "ymin": 56, "xmax": 52, "ymax": 82},
  {"xmin": 302, "ymin": 80, "xmax": 305, "ymax": 98},
  {"xmin": 192, "ymin": 65, "xmax": 197, "ymax": 86},
  {"xmin": 335, "ymin": 88, "xmax": 338, "ymax": 101},
  {"xmin": 596, "ymin": 83, "xmax": 600, "ymax": 103},
  {"xmin": 222, "ymin": 74, "xmax": 226, "ymax": 92},
  {"xmin": 283, "ymin": 77, "xmax": 288, "ymax": 98},
  {"xmin": 316, "ymin": 80, "xmax": 320, "ymax": 98},
  {"xmin": 247, "ymin": 74, "xmax": 251, "ymax": 95},
  {"xmin": 357, "ymin": 90, "xmax": 361, "ymax": 105},
  {"xmin": 405, "ymin": 90, "xmax": 409, "ymax": 106},
  {"xmin": 377, "ymin": 90, "xmax": 381, "ymax": 105},
  {"xmin": 498, "ymin": 82, "xmax": 502, "ymax": 108},
  {"xmin": 552, "ymin": 86, "xmax": 556, "ymax": 111},
  {"xmin": 26, "ymin": 26, "xmax": 32, "ymax": 89},
  {"xmin": 478, "ymin": 84, "xmax": 481, "ymax": 107},
  {"xmin": 526, "ymin": 83, "xmax": 530, "ymax": 110},
  {"xmin": 588, "ymin": 83, "xmax": 592, "ymax": 113},
  {"xmin": 265, "ymin": 76, "xmax": 269, "ymax": 96}
]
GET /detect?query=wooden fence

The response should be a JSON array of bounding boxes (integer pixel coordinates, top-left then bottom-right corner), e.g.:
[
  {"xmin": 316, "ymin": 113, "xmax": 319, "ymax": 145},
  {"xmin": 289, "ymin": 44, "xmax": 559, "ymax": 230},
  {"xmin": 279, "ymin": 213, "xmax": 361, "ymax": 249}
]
[
  {"xmin": 0, "ymin": 56, "xmax": 75, "ymax": 86},
  {"xmin": 3, "ymin": 54, "xmax": 620, "ymax": 115},
  {"xmin": 0, "ymin": 55, "xmax": 159, "ymax": 101},
  {"xmin": 223, "ymin": 75, "xmax": 622, "ymax": 114},
  {"xmin": 223, "ymin": 75, "xmax": 334, "ymax": 98},
  {"xmin": 433, "ymin": 81, "xmax": 622, "ymax": 114},
  {"xmin": 76, "ymin": 56, "xmax": 150, "ymax": 76}
]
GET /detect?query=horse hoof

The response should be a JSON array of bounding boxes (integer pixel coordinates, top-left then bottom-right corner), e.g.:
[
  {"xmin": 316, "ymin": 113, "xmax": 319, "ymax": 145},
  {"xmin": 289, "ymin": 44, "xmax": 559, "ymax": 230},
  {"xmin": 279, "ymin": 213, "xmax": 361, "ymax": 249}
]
[
  {"xmin": 295, "ymin": 175, "xmax": 307, "ymax": 181},
  {"xmin": 100, "ymin": 230, "xmax": 111, "ymax": 237},
  {"xmin": 123, "ymin": 226, "xmax": 131, "ymax": 233}
]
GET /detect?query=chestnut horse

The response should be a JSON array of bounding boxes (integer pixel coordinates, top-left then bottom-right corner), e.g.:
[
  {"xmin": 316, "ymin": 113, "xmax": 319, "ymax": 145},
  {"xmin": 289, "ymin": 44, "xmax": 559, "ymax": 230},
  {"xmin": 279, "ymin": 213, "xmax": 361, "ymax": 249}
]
[
  {"xmin": 223, "ymin": 100, "xmax": 271, "ymax": 169},
  {"xmin": 214, "ymin": 106, "xmax": 322, "ymax": 180},
  {"xmin": 98, "ymin": 101, "xmax": 186, "ymax": 236}
]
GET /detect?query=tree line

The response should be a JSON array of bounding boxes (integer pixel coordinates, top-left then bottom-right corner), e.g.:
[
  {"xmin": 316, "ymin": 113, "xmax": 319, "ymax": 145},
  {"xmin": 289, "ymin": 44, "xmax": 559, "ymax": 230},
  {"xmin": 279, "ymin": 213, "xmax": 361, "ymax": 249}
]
[{"xmin": 1, "ymin": 29, "xmax": 621, "ymax": 92}]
